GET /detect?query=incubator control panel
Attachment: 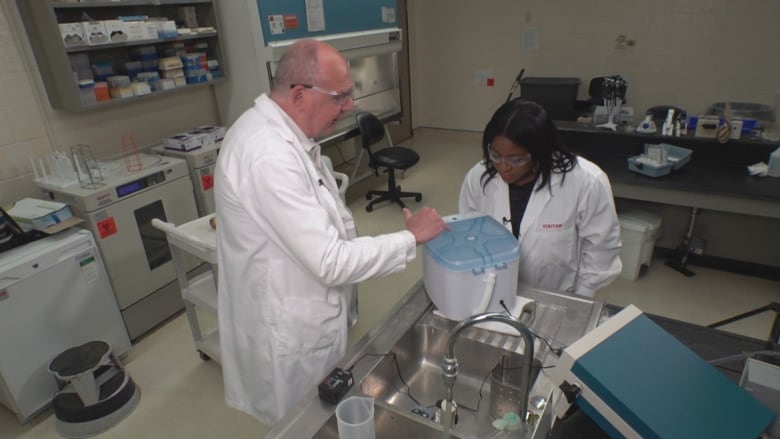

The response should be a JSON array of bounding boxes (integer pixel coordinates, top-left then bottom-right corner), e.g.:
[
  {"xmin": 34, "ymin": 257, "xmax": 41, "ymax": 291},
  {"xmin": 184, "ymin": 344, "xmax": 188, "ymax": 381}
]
[{"xmin": 116, "ymin": 171, "xmax": 166, "ymax": 198}]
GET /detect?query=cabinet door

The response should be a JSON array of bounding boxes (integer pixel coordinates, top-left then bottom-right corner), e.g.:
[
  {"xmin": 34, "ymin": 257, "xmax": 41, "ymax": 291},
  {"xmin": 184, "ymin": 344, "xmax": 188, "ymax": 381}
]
[{"xmin": 16, "ymin": 0, "xmax": 226, "ymax": 111}]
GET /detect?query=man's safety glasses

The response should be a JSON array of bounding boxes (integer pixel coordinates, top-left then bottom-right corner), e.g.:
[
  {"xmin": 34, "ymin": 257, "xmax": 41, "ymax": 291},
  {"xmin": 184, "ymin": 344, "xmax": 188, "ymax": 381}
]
[
  {"xmin": 291, "ymin": 83, "xmax": 353, "ymax": 105},
  {"xmin": 487, "ymin": 145, "xmax": 532, "ymax": 167}
]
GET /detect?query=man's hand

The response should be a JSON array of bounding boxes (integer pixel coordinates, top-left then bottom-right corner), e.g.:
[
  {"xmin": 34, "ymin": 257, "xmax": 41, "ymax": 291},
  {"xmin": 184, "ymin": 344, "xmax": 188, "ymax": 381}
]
[{"xmin": 403, "ymin": 207, "xmax": 450, "ymax": 245}]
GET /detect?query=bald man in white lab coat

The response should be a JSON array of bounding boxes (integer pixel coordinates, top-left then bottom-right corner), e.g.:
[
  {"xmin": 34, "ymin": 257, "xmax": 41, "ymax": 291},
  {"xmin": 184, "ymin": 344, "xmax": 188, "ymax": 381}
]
[{"xmin": 214, "ymin": 39, "xmax": 448, "ymax": 424}]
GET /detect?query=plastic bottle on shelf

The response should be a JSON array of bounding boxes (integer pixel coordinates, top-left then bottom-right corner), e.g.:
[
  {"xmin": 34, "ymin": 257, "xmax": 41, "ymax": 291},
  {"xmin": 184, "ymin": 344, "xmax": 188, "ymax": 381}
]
[{"xmin": 78, "ymin": 79, "xmax": 96, "ymax": 105}]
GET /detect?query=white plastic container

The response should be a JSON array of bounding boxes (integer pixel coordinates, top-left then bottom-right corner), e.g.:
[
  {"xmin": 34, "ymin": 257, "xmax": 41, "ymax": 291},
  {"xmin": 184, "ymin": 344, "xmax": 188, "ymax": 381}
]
[
  {"xmin": 618, "ymin": 209, "xmax": 663, "ymax": 280},
  {"xmin": 423, "ymin": 214, "xmax": 519, "ymax": 321},
  {"xmin": 336, "ymin": 396, "xmax": 375, "ymax": 439},
  {"xmin": 767, "ymin": 146, "xmax": 780, "ymax": 177}
]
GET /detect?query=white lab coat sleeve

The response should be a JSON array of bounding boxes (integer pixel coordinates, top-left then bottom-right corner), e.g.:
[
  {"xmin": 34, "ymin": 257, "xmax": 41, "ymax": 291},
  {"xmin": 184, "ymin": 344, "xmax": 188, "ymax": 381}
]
[
  {"xmin": 247, "ymin": 147, "xmax": 415, "ymax": 287},
  {"xmin": 575, "ymin": 171, "xmax": 623, "ymax": 297},
  {"xmin": 459, "ymin": 162, "xmax": 485, "ymax": 214}
]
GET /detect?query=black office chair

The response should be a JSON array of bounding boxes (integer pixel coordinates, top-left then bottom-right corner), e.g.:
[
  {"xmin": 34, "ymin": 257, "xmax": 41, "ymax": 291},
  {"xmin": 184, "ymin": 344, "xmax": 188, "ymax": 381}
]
[{"xmin": 355, "ymin": 111, "xmax": 422, "ymax": 212}]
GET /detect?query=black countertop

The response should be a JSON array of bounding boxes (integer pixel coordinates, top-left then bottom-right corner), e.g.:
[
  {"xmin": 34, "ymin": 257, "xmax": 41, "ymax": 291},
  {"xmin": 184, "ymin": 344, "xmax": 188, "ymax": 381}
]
[
  {"xmin": 555, "ymin": 121, "xmax": 780, "ymax": 204},
  {"xmin": 583, "ymin": 153, "xmax": 780, "ymax": 203}
]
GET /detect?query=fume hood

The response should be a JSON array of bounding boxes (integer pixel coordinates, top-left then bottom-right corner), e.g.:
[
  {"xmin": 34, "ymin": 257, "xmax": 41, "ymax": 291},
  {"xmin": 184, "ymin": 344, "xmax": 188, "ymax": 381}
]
[{"xmin": 215, "ymin": 0, "xmax": 403, "ymax": 146}]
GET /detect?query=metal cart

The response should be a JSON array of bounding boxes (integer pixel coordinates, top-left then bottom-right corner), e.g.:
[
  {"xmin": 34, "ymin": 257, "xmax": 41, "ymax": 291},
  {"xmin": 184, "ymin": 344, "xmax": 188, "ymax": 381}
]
[{"xmin": 152, "ymin": 215, "xmax": 219, "ymax": 363}]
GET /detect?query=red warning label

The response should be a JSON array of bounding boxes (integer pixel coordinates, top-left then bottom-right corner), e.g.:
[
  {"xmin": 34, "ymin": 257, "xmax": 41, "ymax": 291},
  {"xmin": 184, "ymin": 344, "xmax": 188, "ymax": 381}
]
[
  {"xmin": 97, "ymin": 218, "xmax": 117, "ymax": 239},
  {"xmin": 201, "ymin": 174, "xmax": 214, "ymax": 191},
  {"xmin": 284, "ymin": 14, "xmax": 299, "ymax": 29}
]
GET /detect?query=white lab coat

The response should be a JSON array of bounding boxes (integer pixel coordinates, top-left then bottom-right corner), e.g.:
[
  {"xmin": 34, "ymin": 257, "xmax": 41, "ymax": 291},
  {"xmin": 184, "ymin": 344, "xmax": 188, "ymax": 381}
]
[
  {"xmin": 214, "ymin": 95, "xmax": 416, "ymax": 424},
  {"xmin": 459, "ymin": 157, "xmax": 622, "ymax": 297}
]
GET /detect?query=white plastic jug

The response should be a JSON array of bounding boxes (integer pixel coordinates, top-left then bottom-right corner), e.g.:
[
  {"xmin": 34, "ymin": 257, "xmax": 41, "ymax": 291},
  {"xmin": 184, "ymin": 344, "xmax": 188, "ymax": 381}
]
[
  {"xmin": 767, "ymin": 146, "xmax": 780, "ymax": 177},
  {"xmin": 336, "ymin": 396, "xmax": 375, "ymax": 439}
]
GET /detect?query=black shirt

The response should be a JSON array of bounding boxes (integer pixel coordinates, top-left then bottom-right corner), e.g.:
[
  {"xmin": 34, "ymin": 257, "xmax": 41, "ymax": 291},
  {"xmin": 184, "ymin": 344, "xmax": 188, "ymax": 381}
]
[{"xmin": 508, "ymin": 178, "xmax": 536, "ymax": 238}]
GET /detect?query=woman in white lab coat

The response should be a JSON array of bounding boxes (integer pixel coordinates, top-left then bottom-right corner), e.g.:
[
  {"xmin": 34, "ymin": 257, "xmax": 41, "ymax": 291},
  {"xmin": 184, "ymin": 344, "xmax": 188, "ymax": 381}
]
[
  {"xmin": 459, "ymin": 99, "xmax": 622, "ymax": 297},
  {"xmin": 215, "ymin": 40, "xmax": 447, "ymax": 425}
]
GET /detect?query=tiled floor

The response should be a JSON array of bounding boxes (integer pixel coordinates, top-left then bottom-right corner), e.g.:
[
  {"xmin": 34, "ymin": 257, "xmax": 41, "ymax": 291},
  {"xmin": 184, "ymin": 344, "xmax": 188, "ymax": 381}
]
[{"xmin": 2, "ymin": 128, "xmax": 777, "ymax": 438}]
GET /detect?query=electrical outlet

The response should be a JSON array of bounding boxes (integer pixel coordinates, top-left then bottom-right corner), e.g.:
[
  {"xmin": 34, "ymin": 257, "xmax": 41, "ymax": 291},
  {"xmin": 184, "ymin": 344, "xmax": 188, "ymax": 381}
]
[
  {"xmin": 474, "ymin": 69, "xmax": 494, "ymax": 86},
  {"xmin": 614, "ymin": 34, "xmax": 637, "ymax": 51}
]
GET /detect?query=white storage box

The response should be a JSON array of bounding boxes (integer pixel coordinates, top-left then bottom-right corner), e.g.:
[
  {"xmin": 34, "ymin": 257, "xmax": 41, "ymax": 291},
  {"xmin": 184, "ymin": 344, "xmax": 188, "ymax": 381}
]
[
  {"xmin": 59, "ymin": 23, "xmax": 86, "ymax": 47},
  {"xmin": 165, "ymin": 132, "xmax": 206, "ymax": 151},
  {"xmin": 618, "ymin": 209, "xmax": 663, "ymax": 280},
  {"xmin": 103, "ymin": 20, "xmax": 128, "ymax": 43},
  {"xmin": 423, "ymin": 214, "xmax": 519, "ymax": 321},
  {"xmin": 189, "ymin": 125, "xmax": 226, "ymax": 145},
  {"xmin": 81, "ymin": 21, "xmax": 109, "ymax": 45}
]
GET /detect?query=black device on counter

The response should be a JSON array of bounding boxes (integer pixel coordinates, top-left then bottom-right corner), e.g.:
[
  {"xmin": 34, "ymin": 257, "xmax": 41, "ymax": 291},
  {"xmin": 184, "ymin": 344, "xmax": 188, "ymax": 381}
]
[
  {"xmin": 317, "ymin": 367, "xmax": 353, "ymax": 404},
  {"xmin": 0, "ymin": 206, "xmax": 46, "ymax": 254}
]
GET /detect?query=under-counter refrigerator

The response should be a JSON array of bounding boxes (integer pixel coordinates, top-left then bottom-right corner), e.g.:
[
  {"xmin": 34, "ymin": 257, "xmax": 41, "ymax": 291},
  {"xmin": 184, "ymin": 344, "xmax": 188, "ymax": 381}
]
[{"xmin": 0, "ymin": 229, "xmax": 130, "ymax": 423}]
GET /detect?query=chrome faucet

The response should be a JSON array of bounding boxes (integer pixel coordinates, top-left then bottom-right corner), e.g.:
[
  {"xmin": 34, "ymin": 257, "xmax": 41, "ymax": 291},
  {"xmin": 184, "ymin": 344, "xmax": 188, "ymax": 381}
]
[{"xmin": 441, "ymin": 312, "xmax": 535, "ymax": 427}]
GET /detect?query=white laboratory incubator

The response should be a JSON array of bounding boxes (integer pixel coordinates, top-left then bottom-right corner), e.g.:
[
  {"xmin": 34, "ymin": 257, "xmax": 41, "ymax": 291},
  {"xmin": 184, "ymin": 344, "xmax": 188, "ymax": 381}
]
[
  {"xmin": 36, "ymin": 154, "xmax": 200, "ymax": 340},
  {"xmin": 0, "ymin": 229, "xmax": 131, "ymax": 423},
  {"xmin": 151, "ymin": 140, "xmax": 220, "ymax": 216}
]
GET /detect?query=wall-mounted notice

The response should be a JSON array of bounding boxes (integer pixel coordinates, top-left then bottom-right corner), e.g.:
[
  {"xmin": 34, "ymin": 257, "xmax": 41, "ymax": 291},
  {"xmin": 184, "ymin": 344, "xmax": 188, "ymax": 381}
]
[
  {"xmin": 306, "ymin": 0, "xmax": 325, "ymax": 32},
  {"xmin": 268, "ymin": 14, "xmax": 285, "ymax": 35},
  {"xmin": 381, "ymin": 6, "xmax": 396, "ymax": 23}
]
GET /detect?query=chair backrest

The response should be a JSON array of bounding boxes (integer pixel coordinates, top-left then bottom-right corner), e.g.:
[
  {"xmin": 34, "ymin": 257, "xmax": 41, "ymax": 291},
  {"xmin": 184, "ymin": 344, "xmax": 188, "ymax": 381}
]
[{"xmin": 355, "ymin": 111, "xmax": 389, "ymax": 155}]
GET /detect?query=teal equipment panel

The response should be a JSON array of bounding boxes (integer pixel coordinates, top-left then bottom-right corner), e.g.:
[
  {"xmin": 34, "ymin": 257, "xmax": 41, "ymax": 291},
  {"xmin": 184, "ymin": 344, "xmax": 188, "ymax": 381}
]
[
  {"xmin": 571, "ymin": 313, "xmax": 775, "ymax": 439},
  {"xmin": 257, "ymin": 0, "xmax": 397, "ymax": 43}
]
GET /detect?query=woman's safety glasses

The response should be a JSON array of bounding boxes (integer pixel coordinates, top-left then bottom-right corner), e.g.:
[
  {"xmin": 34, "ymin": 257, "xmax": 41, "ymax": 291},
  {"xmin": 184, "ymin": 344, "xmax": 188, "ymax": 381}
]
[{"xmin": 487, "ymin": 145, "xmax": 532, "ymax": 167}]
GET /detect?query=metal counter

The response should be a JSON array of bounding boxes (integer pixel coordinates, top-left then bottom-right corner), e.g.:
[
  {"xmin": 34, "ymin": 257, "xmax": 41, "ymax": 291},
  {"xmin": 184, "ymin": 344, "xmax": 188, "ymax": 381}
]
[
  {"xmin": 262, "ymin": 279, "xmax": 775, "ymax": 438},
  {"xmin": 262, "ymin": 282, "xmax": 604, "ymax": 439},
  {"xmin": 262, "ymin": 281, "xmax": 431, "ymax": 439}
]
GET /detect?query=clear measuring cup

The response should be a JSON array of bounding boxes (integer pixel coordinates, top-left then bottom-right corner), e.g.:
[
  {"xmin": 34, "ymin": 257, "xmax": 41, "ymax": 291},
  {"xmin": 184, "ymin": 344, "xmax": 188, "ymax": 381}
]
[{"xmin": 336, "ymin": 396, "xmax": 375, "ymax": 439}]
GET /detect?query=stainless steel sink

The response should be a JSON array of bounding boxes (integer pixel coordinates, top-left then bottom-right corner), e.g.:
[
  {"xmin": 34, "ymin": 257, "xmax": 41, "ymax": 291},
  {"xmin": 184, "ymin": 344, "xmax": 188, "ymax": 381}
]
[
  {"xmin": 360, "ymin": 310, "xmax": 547, "ymax": 438},
  {"xmin": 263, "ymin": 284, "xmax": 603, "ymax": 439}
]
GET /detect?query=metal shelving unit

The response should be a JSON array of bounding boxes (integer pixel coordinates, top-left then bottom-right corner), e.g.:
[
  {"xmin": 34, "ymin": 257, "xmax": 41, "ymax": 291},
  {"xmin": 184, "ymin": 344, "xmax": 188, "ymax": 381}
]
[
  {"xmin": 16, "ymin": 0, "xmax": 226, "ymax": 111},
  {"xmin": 152, "ymin": 215, "xmax": 219, "ymax": 363}
]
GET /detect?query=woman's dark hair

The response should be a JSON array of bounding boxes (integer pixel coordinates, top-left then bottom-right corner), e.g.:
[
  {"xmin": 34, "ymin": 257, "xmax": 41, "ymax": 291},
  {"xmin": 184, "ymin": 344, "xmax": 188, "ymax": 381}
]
[{"xmin": 480, "ymin": 99, "xmax": 576, "ymax": 191}]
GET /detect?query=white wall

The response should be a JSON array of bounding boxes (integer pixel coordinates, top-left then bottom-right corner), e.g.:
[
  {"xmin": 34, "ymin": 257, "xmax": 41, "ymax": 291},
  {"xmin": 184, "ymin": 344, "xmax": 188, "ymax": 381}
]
[
  {"xmin": 409, "ymin": 0, "xmax": 780, "ymax": 131},
  {"xmin": 0, "ymin": 2, "xmax": 221, "ymax": 207},
  {"xmin": 407, "ymin": 0, "xmax": 780, "ymax": 269}
]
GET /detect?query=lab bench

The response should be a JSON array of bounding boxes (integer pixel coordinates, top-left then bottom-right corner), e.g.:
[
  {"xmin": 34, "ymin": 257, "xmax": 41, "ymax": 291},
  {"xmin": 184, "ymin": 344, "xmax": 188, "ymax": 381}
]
[
  {"xmin": 557, "ymin": 122, "xmax": 780, "ymax": 277},
  {"xmin": 557, "ymin": 121, "xmax": 780, "ymax": 217},
  {"xmin": 586, "ymin": 153, "xmax": 780, "ymax": 219}
]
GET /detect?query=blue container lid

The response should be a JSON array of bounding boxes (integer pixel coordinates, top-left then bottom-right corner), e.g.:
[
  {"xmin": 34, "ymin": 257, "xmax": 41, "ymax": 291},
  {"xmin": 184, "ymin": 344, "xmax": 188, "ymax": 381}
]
[{"xmin": 424, "ymin": 215, "xmax": 519, "ymax": 272}]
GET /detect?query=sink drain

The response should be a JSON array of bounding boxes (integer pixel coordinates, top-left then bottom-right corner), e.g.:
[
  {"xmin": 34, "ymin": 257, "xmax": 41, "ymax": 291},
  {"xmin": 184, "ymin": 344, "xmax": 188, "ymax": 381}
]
[{"xmin": 411, "ymin": 406, "xmax": 433, "ymax": 419}]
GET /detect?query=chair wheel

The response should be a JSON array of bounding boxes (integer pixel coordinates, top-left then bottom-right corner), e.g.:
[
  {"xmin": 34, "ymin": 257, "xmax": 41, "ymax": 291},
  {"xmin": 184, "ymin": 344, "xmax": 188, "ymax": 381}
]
[
  {"xmin": 415, "ymin": 194, "xmax": 422, "ymax": 202},
  {"xmin": 366, "ymin": 204, "xmax": 373, "ymax": 212}
]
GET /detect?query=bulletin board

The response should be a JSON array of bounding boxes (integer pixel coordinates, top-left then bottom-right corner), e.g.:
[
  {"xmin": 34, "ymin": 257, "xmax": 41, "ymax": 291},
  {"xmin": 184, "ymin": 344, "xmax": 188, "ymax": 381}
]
[{"xmin": 256, "ymin": 0, "xmax": 398, "ymax": 43}]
